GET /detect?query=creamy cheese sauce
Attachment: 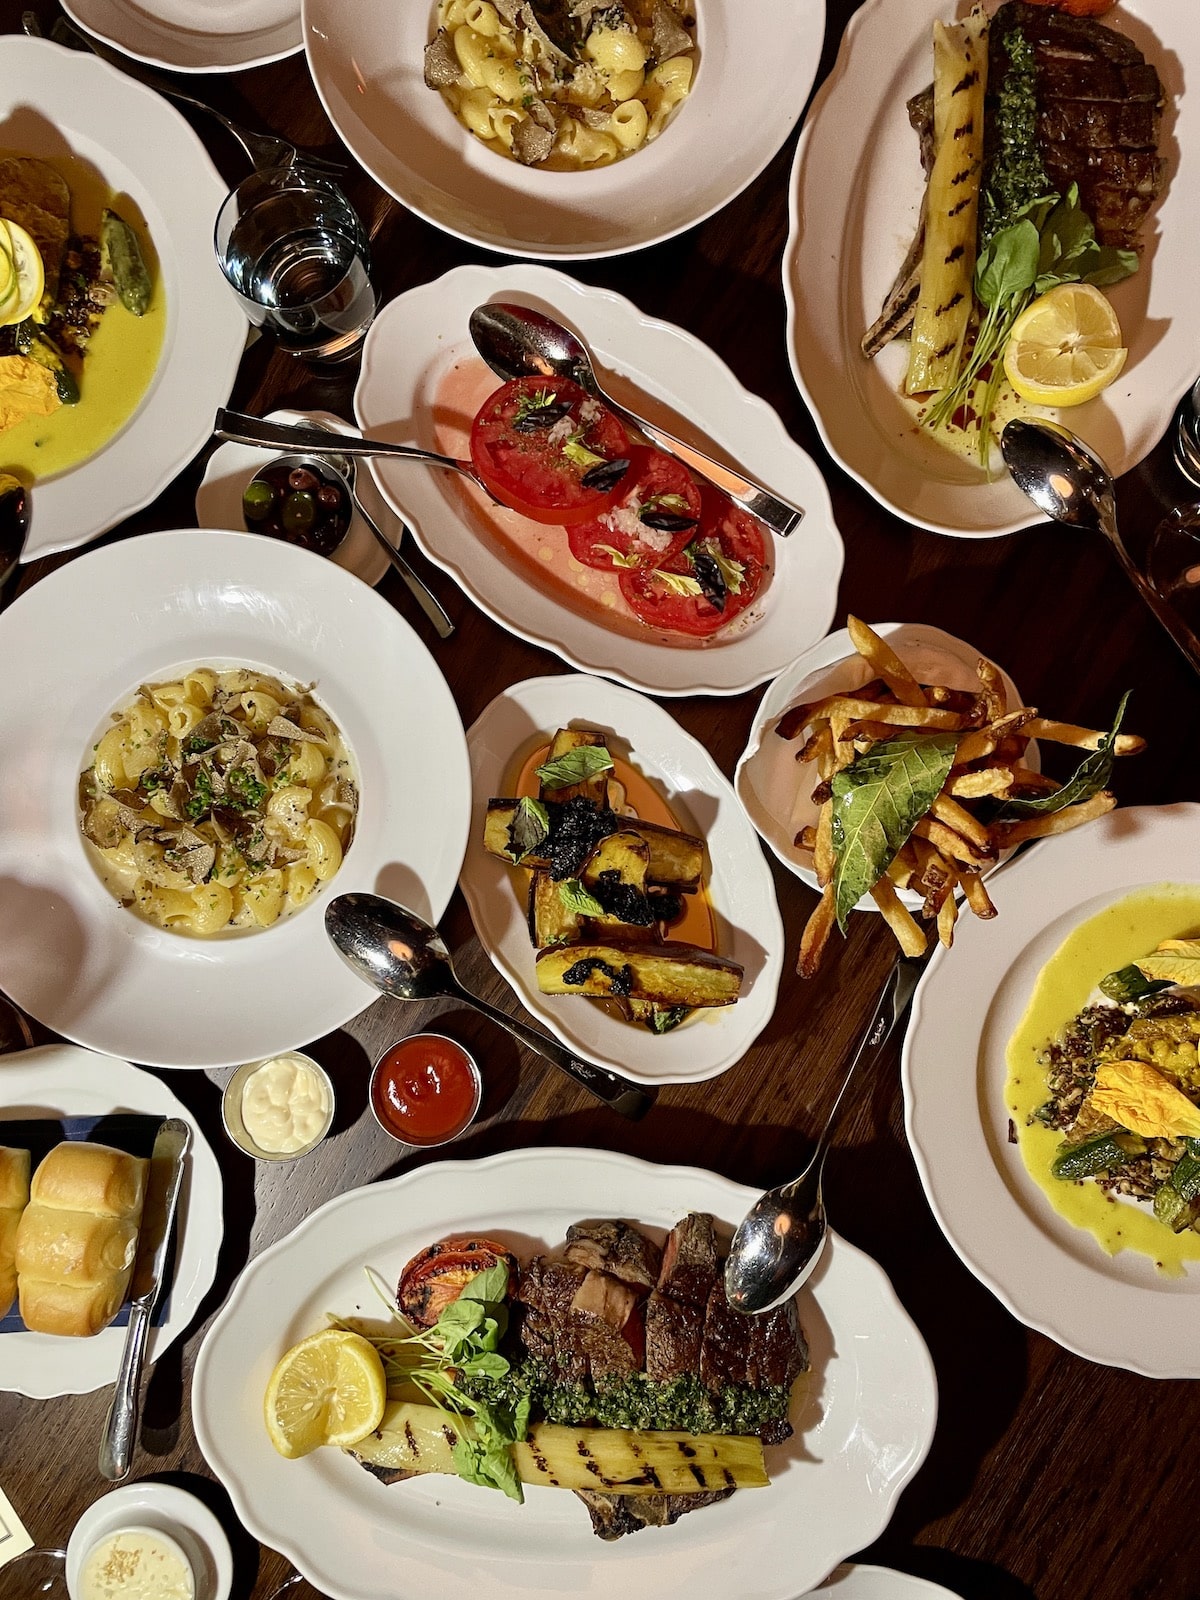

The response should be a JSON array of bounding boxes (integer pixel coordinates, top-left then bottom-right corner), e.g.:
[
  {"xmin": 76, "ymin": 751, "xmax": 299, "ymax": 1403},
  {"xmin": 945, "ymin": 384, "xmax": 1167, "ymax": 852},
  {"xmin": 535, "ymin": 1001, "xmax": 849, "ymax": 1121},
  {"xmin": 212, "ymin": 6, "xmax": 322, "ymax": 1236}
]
[
  {"xmin": 79, "ymin": 1528, "xmax": 194, "ymax": 1600},
  {"xmin": 240, "ymin": 1053, "xmax": 332, "ymax": 1154},
  {"xmin": 0, "ymin": 149, "xmax": 165, "ymax": 483},
  {"xmin": 1005, "ymin": 884, "xmax": 1200, "ymax": 1275}
]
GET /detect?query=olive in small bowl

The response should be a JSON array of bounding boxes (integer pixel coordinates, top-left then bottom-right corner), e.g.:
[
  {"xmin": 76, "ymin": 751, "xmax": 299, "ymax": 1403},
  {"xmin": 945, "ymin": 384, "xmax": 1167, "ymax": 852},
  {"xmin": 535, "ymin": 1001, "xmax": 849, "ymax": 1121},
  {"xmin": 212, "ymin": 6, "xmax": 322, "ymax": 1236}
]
[{"xmin": 242, "ymin": 452, "xmax": 353, "ymax": 558}]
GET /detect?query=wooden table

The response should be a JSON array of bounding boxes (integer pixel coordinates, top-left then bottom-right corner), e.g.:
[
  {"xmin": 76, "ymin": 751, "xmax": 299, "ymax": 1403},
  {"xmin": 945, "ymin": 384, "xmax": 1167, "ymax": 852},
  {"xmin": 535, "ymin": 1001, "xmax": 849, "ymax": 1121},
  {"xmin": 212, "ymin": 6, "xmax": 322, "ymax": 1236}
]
[{"xmin": 2, "ymin": 5, "xmax": 1198, "ymax": 1597}]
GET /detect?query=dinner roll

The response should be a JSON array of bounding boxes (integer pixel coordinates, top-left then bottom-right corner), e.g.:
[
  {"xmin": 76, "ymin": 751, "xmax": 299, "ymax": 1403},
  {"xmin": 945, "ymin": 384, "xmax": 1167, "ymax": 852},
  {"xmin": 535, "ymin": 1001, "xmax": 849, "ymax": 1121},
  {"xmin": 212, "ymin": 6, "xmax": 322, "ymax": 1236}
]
[
  {"xmin": 0, "ymin": 1146, "xmax": 31, "ymax": 1318},
  {"xmin": 16, "ymin": 1142, "xmax": 147, "ymax": 1337}
]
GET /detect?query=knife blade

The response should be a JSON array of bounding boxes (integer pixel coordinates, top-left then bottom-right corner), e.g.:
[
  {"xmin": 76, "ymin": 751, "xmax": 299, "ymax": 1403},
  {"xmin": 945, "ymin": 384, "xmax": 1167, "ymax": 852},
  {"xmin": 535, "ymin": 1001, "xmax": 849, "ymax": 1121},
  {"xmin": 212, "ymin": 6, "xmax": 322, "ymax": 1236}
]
[{"xmin": 98, "ymin": 1116, "xmax": 191, "ymax": 1481}]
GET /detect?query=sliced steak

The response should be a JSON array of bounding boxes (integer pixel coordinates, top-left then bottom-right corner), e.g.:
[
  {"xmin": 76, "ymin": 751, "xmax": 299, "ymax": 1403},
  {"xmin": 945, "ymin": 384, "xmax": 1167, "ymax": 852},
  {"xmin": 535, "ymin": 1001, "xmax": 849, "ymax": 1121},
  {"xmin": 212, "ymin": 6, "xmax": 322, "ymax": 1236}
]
[
  {"xmin": 698, "ymin": 1280, "xmax": 751, "ymax": 1389},
  {"xmin": 657, "ymin": 1212, "xmax": 718, "ymax": 1307},
  {"xmin": 564, "ymin": 1219, "xmax": 661, "ymax": 1288},
  {"xmin": 517, "ymin": 1257, "xmax": 590, "ymax": 1381},
  {"xmin": 749, "ymin": 1296, "xmax": 810, "ymax": 1390},
  {"xmin": 644, "ymin": 1291, "xmax": 704, "ymax": 1382},
  {"xmin": 575, "ymin": 1486, "xmax": 735, "ymax": 1541}
]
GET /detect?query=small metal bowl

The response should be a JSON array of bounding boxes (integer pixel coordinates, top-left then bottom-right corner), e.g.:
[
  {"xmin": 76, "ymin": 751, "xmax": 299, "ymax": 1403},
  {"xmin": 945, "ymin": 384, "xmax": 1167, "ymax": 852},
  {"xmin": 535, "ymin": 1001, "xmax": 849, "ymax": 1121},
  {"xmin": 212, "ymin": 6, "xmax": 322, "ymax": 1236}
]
[
  {"xmin": 368, "ymin": 1031, "xmax": 482, "ymax": 1149},
  {"xmin": 222, "ymin": 1051, "xmax": 335, "ymax": 1162},
  {"xmin": 243, "ymin": 451, "xmax": 353, "ymax": 560}
]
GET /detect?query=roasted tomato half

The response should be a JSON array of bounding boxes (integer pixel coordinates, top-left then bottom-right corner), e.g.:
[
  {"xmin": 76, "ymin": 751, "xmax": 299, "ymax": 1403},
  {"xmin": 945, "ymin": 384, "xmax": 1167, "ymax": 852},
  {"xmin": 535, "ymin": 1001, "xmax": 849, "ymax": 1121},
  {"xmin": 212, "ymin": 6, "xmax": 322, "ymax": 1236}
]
[
  {"xmin": 566, "ymin": 447, "xmax": 701, "ymax": 570},
  {"xmin": 397, "ymin": 1234, "xmax": 517, "ymax": 1328},
  {"xmin": 469, "ymin": 375, "xmax": 632, "ymax": 525},
  {"xmin": 619, "ymin": 485, "xmax": 767, "ymax": 637}
]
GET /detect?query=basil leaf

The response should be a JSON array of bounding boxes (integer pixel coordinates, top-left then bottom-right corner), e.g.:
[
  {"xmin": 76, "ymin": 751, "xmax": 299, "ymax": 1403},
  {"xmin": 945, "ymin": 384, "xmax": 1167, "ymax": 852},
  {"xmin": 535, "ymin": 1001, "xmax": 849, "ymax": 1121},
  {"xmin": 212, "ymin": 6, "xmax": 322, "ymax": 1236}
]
[
  {"xmin": 998, "ymin": 692, "xmax": 1130, "ymax": 818},
  {"xmin": 535, "ymin": 744, "xmax": 613, "ymax": 790},
  {"xmin": 830, "ymin": 732, "xmax": 960, "ymax": 931},
  {"xmin": 559, "ymin": 878, "xmax": 606, "ymax": 916},
  {"xmin": 508, "ymin": 795, "xmax": 550, "ymax": 860},
  {"xmin": 687, "ymin": 542, "xmax": 727, "ymax": 611},
  {"xmin": 1099, "ymin": 963, "xmax": 1175, "ymax": 1004}
]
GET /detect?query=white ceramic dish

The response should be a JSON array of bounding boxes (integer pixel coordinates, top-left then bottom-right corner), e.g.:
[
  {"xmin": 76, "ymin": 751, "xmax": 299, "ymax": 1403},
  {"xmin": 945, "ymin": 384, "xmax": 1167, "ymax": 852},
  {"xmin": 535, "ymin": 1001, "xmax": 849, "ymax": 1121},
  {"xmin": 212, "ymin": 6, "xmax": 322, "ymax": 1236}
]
[
  {"xmin": 355, "ymin": 263, "xmax": 844, "ymax": 696},
  {"xmin": 302, "ymin": 0, "xmax": 825, "ymax": 259},
  {"xmin": 735, "ymin": 623, "xmax": 1025, "ymax": 914},
  {"xmin": 461, "ymin": 674, "xmax": 783, "ymax": 1086},
  {"xmin": 816, "ymin": 1567, "xmax": 963, "ymax": 1600},
  {"xmin": 196, "ymin": 409, "xmax": 390, "ymax": 590},
  {"xmin": 785, "ymin": 0, "xmax": 1196, "ymax": 537},
  {"xmin": 62, "ymin": 0, "xmax": 300, "ymax": 72},
  {"xmin": 192, "ymin": 1148, "xmax": 938, "ymax": 1600},
  {"xmin": 66, "ymin": 1482, "xmax": 233, "ymax": 1600},
  {"xmin": 2, "ymin": 37, "xmax": 246, "ymax": 562},
  {"xmin": 904, "ymin": 803, "xmax": 1200, "ymax": 1377},
  {"xmin": 0, "ymin": 1044, "xmax": 223, "ymax": 1399},
  {"xmin": 0, "ymin": 530, "xmax": 470, "ymax": 1070}
]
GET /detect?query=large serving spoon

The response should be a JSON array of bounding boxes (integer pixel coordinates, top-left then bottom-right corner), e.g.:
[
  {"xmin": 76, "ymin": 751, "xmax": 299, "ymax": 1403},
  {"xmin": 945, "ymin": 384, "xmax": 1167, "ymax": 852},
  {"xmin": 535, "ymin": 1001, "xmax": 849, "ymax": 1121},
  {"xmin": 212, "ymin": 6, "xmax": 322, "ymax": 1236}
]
[
  {"xmin": 724, "ymin": 953, "xmax": 925, "ymax": 1314},
  {"xmin": 1001, "ymin": 418, "xmax": 1200, "ymax": 676},
  {"xmin": 0, "ymin": 477, "xmax": 29, "ymax": 605},
  {"xmin": 216, "ymin": 409, "xmax": 488, "ymax": 493},
  {"xmin": 468, "ymin": 302, "xmax": 805, "ymax": 538},
  {"xmin": 325, "ymin": 893, "xmax": 655, "ymax": 1120}
]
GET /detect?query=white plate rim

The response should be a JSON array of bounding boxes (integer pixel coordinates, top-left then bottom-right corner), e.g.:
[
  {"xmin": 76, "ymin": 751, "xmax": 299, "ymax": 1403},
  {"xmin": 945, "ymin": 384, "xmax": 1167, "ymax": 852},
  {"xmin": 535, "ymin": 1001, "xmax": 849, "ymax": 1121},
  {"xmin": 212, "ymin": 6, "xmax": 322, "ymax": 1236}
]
[
  {"xmin": 60, "ymin": 0, "xmax": 301, "ymax": 73},
  {"xmin": 0, "ymin": 1042, "xmax": 224, "ymax": 1398},
  {"xmin": 734, "ymin": 621, "xmax": 1027, "ymax": 912},
  {"xmin": 0, "ymin": 529, "xmax": 470, "ymax": 1069},
  {"xmin": 817, "ymin": 1566, "xmax": 966, "ymax": 1600},
  {"xmin": 192, "ymin": 1146, "xmax": 938, "ymax": 1600},
  {"xmin": 460, "ymin": 673, "xmax": 784, "ymax": 1085},
  {"xmin": 3, "ymin": 36, "xmax": 247, "ymax": 560},
  {"xmin": 783, "ymin": 0, "xmax": 1199, "ymax": 538},
  {"xmin": 300, "ymin": 0, "xmax": 826, "ymax": 260},
  {"xmin": 354, "ymin": 261, "xmax": 844, "ymax": 697},
  {"xmin": 903, "ymin": 802, "xmax": 1200, "ymax": 1376}
]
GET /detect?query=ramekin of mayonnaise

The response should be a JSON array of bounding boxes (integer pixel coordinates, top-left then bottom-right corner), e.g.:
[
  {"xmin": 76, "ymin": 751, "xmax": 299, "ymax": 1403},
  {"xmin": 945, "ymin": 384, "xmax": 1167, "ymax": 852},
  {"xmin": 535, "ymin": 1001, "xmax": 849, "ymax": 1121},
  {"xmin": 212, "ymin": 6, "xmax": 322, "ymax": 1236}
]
[
  {"xmin": 221, "ymin": 1050, "xmax": 335, "ymax": 1161},
  {"xmin": 76, "ymin": 1527, "xmax": 195, "ymax": 1600}
]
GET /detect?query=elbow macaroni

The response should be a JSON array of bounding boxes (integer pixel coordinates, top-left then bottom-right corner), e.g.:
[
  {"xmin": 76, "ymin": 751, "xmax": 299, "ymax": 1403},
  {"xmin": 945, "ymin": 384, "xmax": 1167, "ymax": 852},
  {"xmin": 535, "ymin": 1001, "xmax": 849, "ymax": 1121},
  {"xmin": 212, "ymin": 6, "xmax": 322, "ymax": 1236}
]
[
  {"xmin": 79, "ymin": 668, "xmax": 358, "ymax": 939},
  {"xmin": 430, "ymin": 0, "xmax": 696, "ymax": 170}
]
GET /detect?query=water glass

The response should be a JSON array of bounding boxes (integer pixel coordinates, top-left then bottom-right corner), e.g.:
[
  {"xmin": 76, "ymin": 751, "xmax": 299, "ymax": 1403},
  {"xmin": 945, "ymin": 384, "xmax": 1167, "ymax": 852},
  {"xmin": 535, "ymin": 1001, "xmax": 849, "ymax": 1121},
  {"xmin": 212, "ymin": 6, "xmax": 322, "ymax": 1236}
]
[
  {"xmin": 1147, "ymin": 505, "xmax": 1200, "ymax": 643},
  {"xmin": 214, "ymin": 168, "xmax": 376, "ymax": 361}
]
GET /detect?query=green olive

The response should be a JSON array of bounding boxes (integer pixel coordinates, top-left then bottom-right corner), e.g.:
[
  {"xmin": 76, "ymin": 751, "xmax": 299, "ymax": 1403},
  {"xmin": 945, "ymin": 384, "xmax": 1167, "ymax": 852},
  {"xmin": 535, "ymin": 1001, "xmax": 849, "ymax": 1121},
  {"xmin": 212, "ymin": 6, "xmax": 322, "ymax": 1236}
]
[
  {"xmin": 242, "ymin": 479, "xmax": 275, "ymax": 524},
  {"xmin": 281, "ymin": 490, "xmax": 318, "ymax": 535}
]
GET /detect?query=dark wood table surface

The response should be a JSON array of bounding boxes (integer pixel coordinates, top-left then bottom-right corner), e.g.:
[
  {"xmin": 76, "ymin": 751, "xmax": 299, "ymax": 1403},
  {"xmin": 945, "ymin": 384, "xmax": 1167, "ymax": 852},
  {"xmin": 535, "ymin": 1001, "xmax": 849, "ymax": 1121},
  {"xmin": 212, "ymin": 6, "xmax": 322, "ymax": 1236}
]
[{"xmin": 2, "ymin": 5, "xmax": 1198, "ymax": 1597}]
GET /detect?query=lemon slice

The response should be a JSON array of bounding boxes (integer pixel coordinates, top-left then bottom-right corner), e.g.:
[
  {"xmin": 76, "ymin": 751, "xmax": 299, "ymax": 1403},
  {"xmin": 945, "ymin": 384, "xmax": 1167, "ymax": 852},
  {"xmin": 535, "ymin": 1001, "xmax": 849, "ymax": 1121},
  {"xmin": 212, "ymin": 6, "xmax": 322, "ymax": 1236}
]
[
  {"xmin": 0, "ymin": 220, "xmax": 45, "ymax": 329},
  {"xmin": 263, "ymin": 1328, "xmax": 386, "ymax": 1459},
  {"xmin": 1002, "ymin": 283, "xmax": 1127, "ymax": 407}
]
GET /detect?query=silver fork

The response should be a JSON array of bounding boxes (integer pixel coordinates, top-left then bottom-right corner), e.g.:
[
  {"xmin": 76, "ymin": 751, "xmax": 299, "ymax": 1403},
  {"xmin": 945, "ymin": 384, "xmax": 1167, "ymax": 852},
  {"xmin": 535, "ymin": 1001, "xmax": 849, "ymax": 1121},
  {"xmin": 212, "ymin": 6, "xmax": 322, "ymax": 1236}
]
[{"xmin": 27, "ymin": 12, "xmax": 344, "ymax": 178}]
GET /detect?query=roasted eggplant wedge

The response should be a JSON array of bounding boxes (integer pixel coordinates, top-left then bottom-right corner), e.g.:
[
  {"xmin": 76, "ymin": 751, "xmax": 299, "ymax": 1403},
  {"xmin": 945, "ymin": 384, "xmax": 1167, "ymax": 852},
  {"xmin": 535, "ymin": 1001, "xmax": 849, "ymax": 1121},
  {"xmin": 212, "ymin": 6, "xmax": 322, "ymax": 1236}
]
[
  {"xmin": 537, "ymin": 727, "xmax": 611, "ymax": 805},
  {"xmin": 485, "ymin": 801, "xmax": 704, "ymax": 891},
  {"xmin": 528, "ymin": 870, "xmax": 584, "ymax": 948},
  {"xmin": 535, "ymin": 942, "xmax": 743, "ymax": 1008}
]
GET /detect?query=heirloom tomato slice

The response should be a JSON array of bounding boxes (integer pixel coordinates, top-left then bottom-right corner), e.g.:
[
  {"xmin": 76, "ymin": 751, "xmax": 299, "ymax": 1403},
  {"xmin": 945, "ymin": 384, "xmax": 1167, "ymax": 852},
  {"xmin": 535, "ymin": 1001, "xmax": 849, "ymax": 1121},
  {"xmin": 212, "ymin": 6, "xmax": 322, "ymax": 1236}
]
[
  {"xmin": 566, "ymin": 447, "xmax": 702, "ymax": 570},
  {"xmin": 619, "ymin": 485, "xmax": 767, "ymax": 637}
]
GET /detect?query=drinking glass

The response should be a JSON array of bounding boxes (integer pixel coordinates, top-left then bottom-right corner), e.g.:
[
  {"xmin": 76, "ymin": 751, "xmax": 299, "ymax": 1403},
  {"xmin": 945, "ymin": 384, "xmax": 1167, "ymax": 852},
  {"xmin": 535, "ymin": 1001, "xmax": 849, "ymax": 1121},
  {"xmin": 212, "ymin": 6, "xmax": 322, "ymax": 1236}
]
[
  {"xmin": 1147, "ymin": 505, "xmax": 1200, "ymax": 649},
  {"xmin": 214, "ymin": 168, "xmax": 376, "ymax": 361},
  {"xmin": 1176, "ymin": 377, "xmax": 1200, "ymax": 487}
]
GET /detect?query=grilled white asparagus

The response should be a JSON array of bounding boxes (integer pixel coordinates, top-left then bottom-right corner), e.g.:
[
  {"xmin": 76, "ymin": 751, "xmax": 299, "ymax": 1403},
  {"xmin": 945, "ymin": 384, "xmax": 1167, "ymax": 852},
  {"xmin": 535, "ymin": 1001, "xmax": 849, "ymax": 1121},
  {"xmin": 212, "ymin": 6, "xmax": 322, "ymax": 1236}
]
[
  {"xmin": 904, "ymin": 9, "xmax": 988, "ymax": 396},
  {"xmin": 350, "ymin": 1401, "xmax": 769, "ymax": 1493}
]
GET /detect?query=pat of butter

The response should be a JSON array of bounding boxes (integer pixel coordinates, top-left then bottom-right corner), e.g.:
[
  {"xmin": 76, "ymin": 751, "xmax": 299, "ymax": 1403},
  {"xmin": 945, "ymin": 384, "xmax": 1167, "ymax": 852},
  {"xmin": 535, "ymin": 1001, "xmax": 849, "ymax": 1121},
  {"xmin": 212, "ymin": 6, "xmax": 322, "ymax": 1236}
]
[
  {"xmin": 240, "ymin": 1052, "xmax": 332, "ymax": 1154},
  {"xmin": 79, "ymin": 1528, "xmax": 194, "ymax": 1600}
]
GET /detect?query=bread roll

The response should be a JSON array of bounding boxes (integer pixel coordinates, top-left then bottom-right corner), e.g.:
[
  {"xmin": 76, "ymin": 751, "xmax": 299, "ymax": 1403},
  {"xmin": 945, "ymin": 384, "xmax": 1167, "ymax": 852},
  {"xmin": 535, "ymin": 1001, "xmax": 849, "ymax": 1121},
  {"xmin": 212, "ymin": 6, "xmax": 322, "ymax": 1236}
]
[
  {"xmin": 0, "ymin": 1146, "xmax": 31, "ymax": 1319},
  {"xmin": 16, "ymin": 1141, "xmax": 146, "ymax": 1337}
]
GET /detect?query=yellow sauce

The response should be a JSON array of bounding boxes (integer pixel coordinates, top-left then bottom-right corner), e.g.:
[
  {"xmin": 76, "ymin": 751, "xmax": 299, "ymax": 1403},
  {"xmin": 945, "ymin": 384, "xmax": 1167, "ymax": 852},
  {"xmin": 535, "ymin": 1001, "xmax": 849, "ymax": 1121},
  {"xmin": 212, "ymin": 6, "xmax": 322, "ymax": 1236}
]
[
  {"xmin": 0, "ymin": 149, "xmax": 165, "ymax": 483},
  {"xmin": 79, "ymin": 1528, "xmax": 194, "ymax": 1600},
  {"xmin": 1005, "ymin": 884, "xmax": 1200, "ymax": 1275}
]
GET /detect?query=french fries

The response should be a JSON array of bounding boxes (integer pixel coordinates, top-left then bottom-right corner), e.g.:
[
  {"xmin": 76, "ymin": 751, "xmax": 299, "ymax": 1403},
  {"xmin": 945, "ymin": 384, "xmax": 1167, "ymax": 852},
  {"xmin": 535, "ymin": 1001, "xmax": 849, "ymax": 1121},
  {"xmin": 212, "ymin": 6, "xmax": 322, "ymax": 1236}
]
[{"xmin": 778, "ymin": 620, "xmax": 1142, "ymax": 973}]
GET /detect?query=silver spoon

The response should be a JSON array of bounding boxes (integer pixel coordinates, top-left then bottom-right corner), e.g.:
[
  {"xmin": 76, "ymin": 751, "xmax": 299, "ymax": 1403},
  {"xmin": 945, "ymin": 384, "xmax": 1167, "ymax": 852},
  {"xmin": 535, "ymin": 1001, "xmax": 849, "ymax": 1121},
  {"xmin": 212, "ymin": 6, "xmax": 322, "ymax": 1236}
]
[
  {"xmin": 247, "ymin": 443, "xmax": 454, "ymax": 639},
  {"xmin": 216, "ymin": 409, "xmax": 488, "ymax": 493},
  {"xmin": 324, "ymin": 893, "xmax": 655, "ymax": 1121},
  {"xmin": 724, "ymin": 953, "xmax": 925, "ymax": 1314},
  {"xmin": 0, "ymin": 477, "xmax": 30, "ymax": 603},
  {"xmin": 468, "ymin": 302, "xmax": 805, "ymax": 538},
  {"xmin": 1001, "ymin": 418, "xmax": 1200, "ymax": 675}
]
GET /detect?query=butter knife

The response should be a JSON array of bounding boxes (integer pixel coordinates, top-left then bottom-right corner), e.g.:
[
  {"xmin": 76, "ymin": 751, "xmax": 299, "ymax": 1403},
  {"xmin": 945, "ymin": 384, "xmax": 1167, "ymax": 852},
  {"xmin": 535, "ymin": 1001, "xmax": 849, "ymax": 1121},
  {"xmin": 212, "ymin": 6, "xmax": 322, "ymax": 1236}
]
[{"xmin": 99, "ymin": 1117, "xmax": 191, "ymax": 1481}]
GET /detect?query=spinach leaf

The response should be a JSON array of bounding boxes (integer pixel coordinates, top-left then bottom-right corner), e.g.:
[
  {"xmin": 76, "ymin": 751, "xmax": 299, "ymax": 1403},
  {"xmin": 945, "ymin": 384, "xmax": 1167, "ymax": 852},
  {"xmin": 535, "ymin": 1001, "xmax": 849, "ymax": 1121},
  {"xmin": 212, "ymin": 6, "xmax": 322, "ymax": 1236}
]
[
  {"xmin": 507, "ymin": 796, "xmax": 550, "ymax": 862},
  {"xmin": 830, "ymin": 732, "xmax": 960, "ymax": 931},
  {"xmin": 535, "ymin": 744, "xmax": 613, "ymax": 790},
  {"xmin": 998, "ymin": 692, "xmax": 1130, "ymax": 818}
]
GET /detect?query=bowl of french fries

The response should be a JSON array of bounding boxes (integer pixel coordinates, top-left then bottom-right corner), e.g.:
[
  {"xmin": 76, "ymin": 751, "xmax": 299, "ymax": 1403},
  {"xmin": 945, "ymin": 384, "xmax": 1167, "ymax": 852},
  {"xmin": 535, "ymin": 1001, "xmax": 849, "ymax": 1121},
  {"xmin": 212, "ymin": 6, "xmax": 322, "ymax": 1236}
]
[{"xmin": 735, "ymin": 618, "xmax": 1143, "ymax": 976}]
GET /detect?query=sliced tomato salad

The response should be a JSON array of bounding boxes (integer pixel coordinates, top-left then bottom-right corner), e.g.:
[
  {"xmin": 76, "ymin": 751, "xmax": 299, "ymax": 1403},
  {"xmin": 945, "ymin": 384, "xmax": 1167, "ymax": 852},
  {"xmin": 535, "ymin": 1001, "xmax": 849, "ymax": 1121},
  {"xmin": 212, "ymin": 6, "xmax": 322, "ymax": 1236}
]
[
  {"xmin": 618, "ymin": 485, "xmax": 767, "ymax": 637},
  {"xmin": 469, "ymin": 374, "xmax": 632, "ymax": 526},
  {"xmin": 566, "ymin": 447, "xmax": 702, "ymax": 570}
]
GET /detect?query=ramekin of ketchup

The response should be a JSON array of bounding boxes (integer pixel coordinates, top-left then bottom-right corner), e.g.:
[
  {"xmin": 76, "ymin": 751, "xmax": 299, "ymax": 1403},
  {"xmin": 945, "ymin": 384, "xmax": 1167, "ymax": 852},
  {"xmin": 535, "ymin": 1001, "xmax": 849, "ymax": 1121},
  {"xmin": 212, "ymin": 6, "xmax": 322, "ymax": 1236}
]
[{"xmin": 369, "ymin": 1033, "xmax": 482, "ymax": 1147}]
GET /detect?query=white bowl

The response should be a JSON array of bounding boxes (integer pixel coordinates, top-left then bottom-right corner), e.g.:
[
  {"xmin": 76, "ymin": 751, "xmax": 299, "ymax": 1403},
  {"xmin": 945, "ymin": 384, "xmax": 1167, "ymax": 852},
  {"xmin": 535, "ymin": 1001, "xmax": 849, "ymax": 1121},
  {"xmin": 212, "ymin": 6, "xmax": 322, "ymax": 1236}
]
[
  {"xmin": 302, "ymin": 0, "xmax": 826, "ymax": 258},
  {"xmin": 66, "ymin": 1483, "xmax": 232, "ymax": 1600}
]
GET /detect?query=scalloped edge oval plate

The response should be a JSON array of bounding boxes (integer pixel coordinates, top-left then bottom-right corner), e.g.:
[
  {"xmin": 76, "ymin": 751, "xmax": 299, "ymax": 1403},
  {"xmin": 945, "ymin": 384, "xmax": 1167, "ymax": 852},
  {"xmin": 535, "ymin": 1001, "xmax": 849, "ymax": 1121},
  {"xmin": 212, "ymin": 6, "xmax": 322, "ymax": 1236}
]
[
  {"xmin": 193, "ymin": 1147, "xmax": 937, "ymax": 1600},
  {"xmin": 461, "ymin": 673, "xmax": 783, "ymax": 1085},
  {"xmin": 61, "ymin": 0, "xmax": 300, "ymax": 72},
  {"xmin": 354, "ymin": 263, "xmax": 843, "ymax": 696},
  {"xmin": 784, "ymin": 0, "xmax": 1198, "ymax": 537}
]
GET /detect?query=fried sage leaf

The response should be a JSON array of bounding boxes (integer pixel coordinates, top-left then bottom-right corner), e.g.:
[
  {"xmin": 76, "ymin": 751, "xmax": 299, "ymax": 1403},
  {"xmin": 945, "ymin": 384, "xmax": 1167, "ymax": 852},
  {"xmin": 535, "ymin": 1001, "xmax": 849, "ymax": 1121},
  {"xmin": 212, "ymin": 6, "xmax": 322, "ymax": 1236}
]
[
  {"xmin": 830, "ymin": 732, "xmax": 960, "ymax": 930},
  {"xmin": 999, "ymin": 692, "xmax": 1130, "ymax": 818}
]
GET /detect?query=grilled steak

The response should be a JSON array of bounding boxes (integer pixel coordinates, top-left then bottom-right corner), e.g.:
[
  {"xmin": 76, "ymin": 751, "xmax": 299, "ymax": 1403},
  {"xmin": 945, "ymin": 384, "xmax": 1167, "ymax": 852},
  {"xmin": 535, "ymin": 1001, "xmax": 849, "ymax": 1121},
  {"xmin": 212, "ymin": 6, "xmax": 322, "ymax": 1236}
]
[
  {"xmin": 656, "ymin": 1212, "xmax": 719, "ymax": 1306},
  {"xmin": 987, "ymin": 1, "xmax": 1166, "ymax": 251},
  {"xmin": 564, "ymin": 1218, "xmax": 662, "ymax": 1287},
  {"xmin": 644, "ymin": 1291, "xmax": 705, "ymax": 1381}
]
